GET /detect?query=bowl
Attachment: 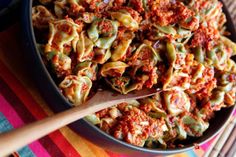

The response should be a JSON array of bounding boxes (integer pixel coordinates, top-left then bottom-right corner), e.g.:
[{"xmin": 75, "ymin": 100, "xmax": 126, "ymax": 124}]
[{"xmin": 21, "ymin": 0, "xmax": 236, "ymax": 156}]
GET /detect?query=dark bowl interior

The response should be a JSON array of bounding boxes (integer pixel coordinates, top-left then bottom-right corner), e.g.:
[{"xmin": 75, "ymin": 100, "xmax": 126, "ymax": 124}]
[{"xmin": 21, "ymin": 0, "xmax": 236, "ymax": 156}]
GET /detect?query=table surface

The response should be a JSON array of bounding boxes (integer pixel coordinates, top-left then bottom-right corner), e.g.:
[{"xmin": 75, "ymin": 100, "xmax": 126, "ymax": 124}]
[{"xmin": 0, "ymin": 1, "xmax": 235, "ymax": 157}]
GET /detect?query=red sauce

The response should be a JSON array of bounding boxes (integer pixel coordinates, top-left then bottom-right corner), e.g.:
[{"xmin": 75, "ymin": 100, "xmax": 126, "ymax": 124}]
[
  {"xmin": 98, "ymin": 20, "xmax": 114, "ymax": 35},
  {"xmin": 113, "ymin": 107, "xmax": 164, "ymax": 146},
  {"xmin": 129, "ymin": 0, "xmax": 145, "ymax": 13},
  {"xmin": 96, "ymin": 108, "xmax": 109, "ymax": 118},
  {"xmin": 150, "ymin": 1, "xmax": 196, "ymax": 28},
  {"xmin": 139, "ymin": 103, "xmax": 152, "ymax": 113},
  {"xmin": 191, "ymin": 23, "xmax": 220, "ymax": 50}
]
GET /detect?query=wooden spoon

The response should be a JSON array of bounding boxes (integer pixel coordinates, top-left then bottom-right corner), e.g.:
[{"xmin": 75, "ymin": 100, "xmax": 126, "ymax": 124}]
[{"xmin": 0, "ymin": 88, "xmax": 160, "ymax": 156}]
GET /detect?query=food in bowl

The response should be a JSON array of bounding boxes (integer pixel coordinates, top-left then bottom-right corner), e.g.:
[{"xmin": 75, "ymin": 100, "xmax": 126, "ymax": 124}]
[{"xmin": 32, "ymin": 0, "xmax": 236, "ymax": 149}]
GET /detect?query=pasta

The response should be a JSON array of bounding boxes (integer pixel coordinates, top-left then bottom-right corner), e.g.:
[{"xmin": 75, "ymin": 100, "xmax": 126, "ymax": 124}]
[
  {"xmin": 33, "ymin": 0, "xmax": 236, "ymax": 149},
  {"xmin": 59, "ymin": 75, "xmax": 92, "ymax": 105}
]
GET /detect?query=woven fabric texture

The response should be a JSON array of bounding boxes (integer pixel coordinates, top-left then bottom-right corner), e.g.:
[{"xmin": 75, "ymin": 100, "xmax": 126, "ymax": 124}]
[{"xmin": 223, "ymin": 0, "xmax": 236, "ymax": 26}]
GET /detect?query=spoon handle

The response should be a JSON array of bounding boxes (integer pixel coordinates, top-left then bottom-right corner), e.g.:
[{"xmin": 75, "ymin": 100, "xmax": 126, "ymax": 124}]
[
  {"xmin": 0, "ymin": 89, "xmax": 158, "ymax": 156},
  {"xmin": 0, "ymin": 98, "xmax": 98, "ymax": 156}
]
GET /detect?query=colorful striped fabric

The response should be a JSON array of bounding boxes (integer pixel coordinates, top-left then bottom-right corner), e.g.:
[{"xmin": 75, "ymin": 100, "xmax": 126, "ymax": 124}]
[{"xmin": 0, "ymin": 0, "xmax": 235, "ymax": 156}]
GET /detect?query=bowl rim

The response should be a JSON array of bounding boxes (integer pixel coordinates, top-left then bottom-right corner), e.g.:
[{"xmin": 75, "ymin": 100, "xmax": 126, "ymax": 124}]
[{"xmin": 23, "ymin": 0, "xmax": 236, "ymax": 154}]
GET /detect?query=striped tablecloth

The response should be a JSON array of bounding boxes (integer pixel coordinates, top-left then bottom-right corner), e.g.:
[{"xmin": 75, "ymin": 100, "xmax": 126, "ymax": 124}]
[{"xmin": 0, "ymin": 1, "xmax": 235, "ymax": 157}]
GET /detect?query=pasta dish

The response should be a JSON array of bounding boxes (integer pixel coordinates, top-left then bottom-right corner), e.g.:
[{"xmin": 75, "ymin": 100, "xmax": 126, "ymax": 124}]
[{"xmin": 32, "ymin": 0, "xmax": 236, "ymax": 148}]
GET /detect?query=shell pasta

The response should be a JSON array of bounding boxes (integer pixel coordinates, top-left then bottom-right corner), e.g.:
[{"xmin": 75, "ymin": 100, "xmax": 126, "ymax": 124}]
[{"xmin": 33, "ymin": 0, "xmax": 236, "ymax": 148}]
